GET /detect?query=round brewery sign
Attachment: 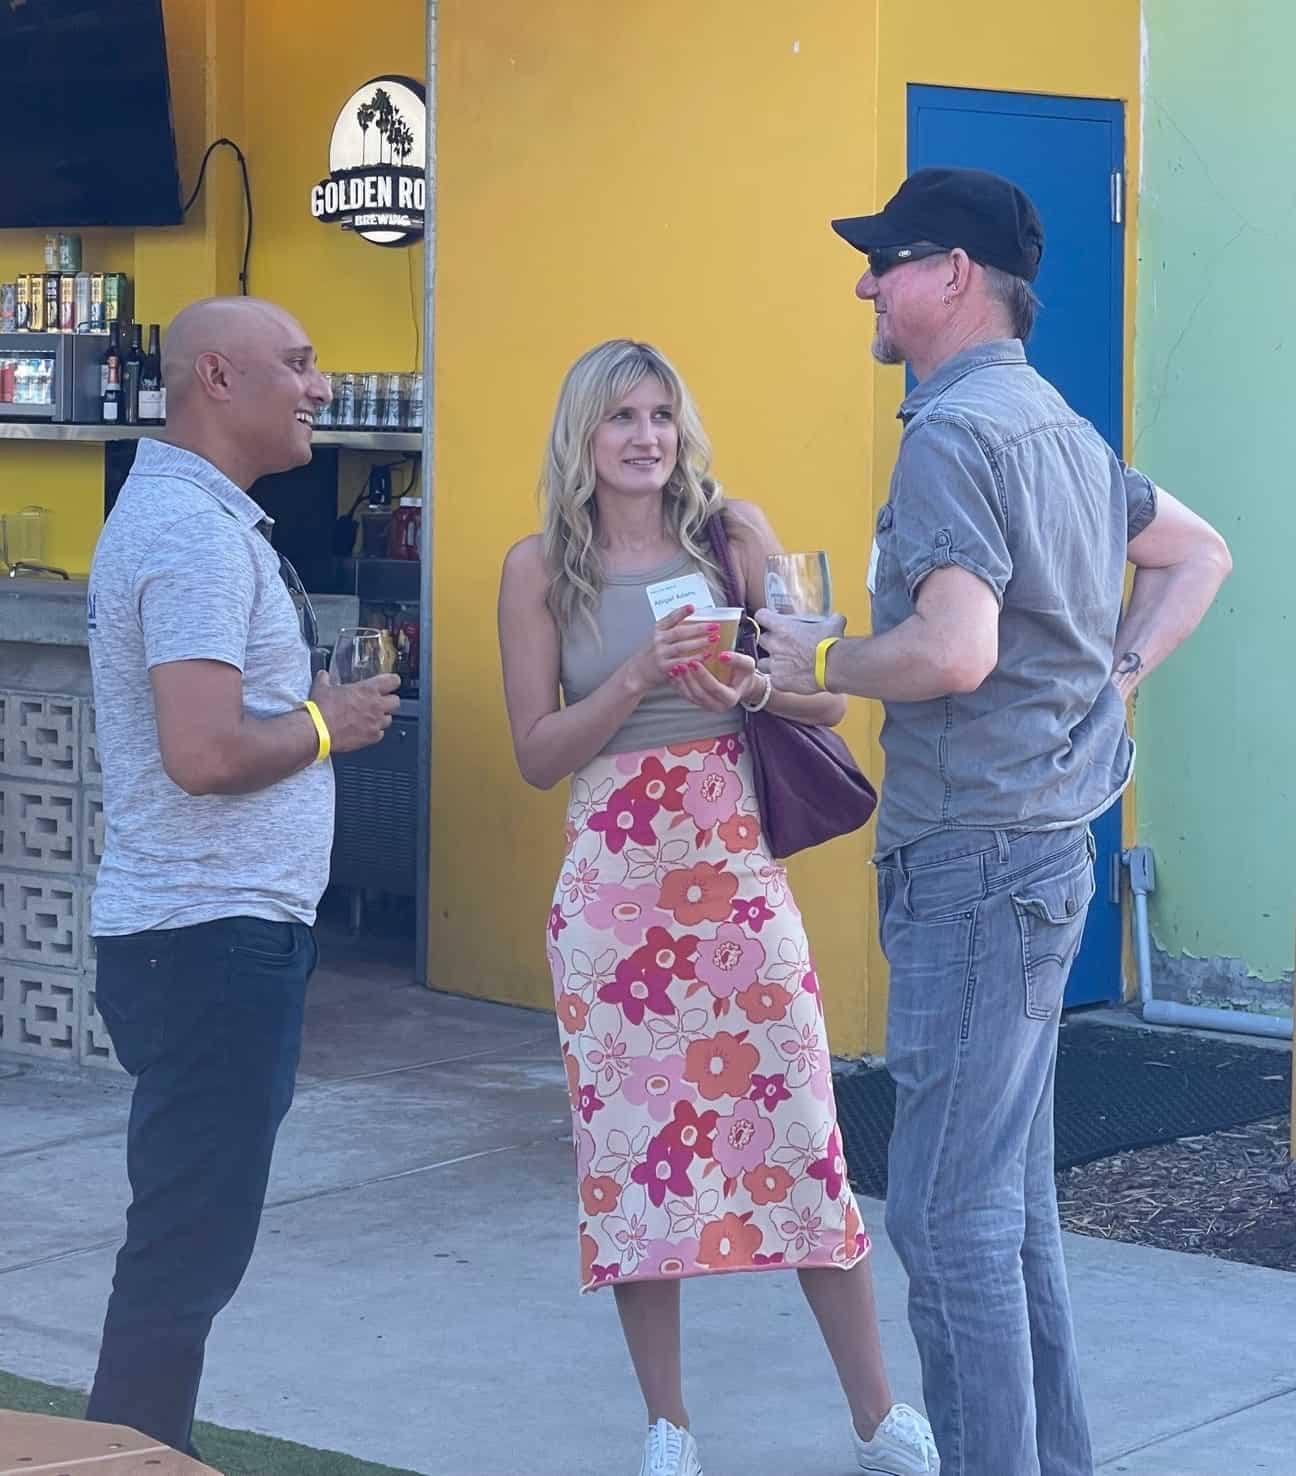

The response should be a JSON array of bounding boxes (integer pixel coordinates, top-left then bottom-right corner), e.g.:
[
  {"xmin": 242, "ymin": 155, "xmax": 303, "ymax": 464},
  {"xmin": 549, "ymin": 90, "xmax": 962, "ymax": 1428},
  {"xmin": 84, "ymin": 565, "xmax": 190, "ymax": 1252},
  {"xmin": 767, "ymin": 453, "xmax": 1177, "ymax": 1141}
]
[{"xmin": 310, "ymin": 75, "xmax": 426, "ymax": 247}]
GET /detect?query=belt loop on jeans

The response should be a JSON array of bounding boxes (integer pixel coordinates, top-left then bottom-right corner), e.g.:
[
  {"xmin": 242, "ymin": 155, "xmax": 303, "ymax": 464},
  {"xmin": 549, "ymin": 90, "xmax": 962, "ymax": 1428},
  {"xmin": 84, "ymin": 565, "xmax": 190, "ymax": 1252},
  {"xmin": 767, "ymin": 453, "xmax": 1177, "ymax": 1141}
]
[{"xmin": 994, "ymin": 830, "xmax": 1010, "ymax": 865}]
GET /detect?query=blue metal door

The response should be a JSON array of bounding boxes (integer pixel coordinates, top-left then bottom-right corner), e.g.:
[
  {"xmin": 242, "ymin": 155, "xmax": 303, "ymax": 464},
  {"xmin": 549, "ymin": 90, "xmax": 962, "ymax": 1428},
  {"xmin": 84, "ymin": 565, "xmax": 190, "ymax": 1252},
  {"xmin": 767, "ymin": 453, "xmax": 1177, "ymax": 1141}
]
[{"xmin": 907, "ymin": 85, "xmax": 1126, "ymax": 1007}]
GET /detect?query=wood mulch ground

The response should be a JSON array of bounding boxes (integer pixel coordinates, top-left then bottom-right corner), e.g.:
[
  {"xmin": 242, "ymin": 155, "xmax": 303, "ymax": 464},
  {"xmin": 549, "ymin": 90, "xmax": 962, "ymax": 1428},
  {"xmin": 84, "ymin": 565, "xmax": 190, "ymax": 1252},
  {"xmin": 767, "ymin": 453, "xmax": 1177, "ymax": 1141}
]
[{"xmin": 1057, "ymin": 1114, "xmax": 1296, "ymax": 1272}]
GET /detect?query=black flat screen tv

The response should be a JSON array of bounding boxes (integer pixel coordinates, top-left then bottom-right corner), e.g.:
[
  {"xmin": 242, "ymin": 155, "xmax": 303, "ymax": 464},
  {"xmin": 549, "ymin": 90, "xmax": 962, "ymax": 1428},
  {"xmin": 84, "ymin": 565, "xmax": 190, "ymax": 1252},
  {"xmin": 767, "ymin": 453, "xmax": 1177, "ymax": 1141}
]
[{"xmin": 0, "ymin": 0, "xmax": 183, "ymax": 229}]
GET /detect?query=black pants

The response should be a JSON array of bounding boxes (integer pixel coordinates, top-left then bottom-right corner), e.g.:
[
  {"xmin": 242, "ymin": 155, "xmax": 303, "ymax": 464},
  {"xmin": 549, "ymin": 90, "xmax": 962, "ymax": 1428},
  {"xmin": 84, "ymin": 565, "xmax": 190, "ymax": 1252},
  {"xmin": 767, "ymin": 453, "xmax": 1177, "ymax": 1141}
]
[{"xmin": 86, "ymin": 915, "xmax": 316, "ymax": 1455}]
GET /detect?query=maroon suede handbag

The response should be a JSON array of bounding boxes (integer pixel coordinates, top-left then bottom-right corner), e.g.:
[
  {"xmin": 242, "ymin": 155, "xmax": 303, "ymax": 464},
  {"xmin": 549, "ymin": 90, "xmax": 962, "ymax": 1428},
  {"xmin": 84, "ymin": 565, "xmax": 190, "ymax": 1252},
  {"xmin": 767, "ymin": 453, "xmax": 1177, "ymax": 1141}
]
[{"xmin": 705, "ymin": 512, "xmax": 876, "ymax": 860}]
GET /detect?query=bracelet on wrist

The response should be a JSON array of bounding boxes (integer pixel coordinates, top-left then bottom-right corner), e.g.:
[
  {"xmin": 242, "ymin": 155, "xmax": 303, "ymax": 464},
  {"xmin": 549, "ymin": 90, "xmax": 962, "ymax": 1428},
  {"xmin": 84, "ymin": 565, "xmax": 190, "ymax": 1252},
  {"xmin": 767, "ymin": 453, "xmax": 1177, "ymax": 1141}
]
[
  {"xmin": 302, "ymin": 699, "xmax": 331, "ymax": 762},
  {"xmin": 741, "ymin": 672, "xmax": 774, "ymax": 713},
  {"xmin": 814, "ymin": 636, "xmax": 841, "ymax": 692}
]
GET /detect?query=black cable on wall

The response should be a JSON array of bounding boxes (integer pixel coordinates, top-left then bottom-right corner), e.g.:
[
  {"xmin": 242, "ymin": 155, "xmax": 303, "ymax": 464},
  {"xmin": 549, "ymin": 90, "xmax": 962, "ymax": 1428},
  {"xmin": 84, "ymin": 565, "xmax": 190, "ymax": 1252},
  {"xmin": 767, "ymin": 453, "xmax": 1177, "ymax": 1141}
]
[{"xmin": 183, "ymin": 138, "xmax": 254, "ymax": 296}]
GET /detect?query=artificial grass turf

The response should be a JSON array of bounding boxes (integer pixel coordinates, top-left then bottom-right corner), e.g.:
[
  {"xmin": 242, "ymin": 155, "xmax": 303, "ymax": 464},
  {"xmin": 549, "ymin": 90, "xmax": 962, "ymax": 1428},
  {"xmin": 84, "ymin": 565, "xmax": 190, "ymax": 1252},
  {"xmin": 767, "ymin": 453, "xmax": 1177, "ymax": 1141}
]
[{"xmin": 0, "ymin": 1369, "xmax": 427, "ymax": 1476}]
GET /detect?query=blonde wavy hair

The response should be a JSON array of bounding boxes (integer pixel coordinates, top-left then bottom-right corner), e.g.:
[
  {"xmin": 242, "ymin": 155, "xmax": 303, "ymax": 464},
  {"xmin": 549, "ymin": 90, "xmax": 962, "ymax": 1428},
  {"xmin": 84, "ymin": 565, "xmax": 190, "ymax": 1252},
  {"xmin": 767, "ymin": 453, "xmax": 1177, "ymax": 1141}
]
[{"xmin": 541, "ymin": 339, "xmax": 724, "ymax": 631}]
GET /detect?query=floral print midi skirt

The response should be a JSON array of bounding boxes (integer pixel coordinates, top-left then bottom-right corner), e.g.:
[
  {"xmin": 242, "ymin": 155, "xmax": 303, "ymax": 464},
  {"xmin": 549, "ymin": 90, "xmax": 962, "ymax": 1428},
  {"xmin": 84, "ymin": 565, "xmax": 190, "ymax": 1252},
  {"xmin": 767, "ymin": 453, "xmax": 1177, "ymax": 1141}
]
[{"xmin": 547, "ymin": 736, "xmax": 869, "ymax": 1292}]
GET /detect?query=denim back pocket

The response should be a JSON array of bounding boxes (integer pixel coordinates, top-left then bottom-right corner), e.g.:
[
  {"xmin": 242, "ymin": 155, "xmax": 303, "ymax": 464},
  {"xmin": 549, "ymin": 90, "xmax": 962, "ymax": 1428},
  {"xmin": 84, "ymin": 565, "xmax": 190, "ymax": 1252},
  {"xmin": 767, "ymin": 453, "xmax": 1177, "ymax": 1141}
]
[
  {"xmin": 1012, "ymin": 855, "xmax": 1096, "ymax": 1020},
  {"xmin": 92, "ymin": 930, "xmax": 183, "ymax": 1076}
]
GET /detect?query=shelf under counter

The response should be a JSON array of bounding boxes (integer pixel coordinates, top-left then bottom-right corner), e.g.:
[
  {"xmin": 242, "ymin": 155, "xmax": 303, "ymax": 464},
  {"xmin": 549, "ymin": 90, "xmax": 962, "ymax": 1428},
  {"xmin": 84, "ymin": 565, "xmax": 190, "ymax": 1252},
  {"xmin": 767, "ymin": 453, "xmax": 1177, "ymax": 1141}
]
[{"xmin": 0, "ymin": 422, "xmax": 423, "ymax": 453}]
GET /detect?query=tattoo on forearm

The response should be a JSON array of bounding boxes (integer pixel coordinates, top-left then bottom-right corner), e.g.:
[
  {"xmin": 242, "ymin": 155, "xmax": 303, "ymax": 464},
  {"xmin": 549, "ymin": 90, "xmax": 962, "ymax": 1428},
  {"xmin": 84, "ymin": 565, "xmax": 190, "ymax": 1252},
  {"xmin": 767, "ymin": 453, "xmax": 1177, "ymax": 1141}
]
[{"xmin": 1115, "ymin": 650, "xmax": 1143, "ymax": 678}]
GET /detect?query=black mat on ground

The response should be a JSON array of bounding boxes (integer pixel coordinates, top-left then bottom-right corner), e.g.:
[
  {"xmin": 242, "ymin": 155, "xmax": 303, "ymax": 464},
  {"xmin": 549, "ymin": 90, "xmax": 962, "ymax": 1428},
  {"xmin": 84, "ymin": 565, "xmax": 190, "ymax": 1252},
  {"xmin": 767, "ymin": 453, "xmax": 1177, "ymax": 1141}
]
[{"xmin": 834, "ymin": 1021, "xmax": 1292, "ymax": 1200}]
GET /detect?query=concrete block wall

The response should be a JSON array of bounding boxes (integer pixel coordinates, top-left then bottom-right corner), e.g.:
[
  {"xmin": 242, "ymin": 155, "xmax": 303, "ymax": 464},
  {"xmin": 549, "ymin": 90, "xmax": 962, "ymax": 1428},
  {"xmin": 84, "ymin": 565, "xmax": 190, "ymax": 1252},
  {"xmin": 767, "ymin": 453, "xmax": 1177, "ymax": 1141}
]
[{"xmin": 0, "ymin": 687, "xmax": 118, "ymax": 1071}]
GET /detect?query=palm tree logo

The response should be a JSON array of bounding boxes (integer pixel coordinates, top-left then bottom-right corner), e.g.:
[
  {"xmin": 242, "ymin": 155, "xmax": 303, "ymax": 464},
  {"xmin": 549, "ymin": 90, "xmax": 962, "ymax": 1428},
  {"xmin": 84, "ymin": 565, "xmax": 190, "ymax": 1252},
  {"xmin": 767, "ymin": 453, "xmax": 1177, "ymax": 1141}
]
[
  {"xmin": 356, "ymin": 100, "xmax": 376, "ymax": 164},
  {"xmin": 354, "ymin": 87, "xmax": 407, "ymax": 165},
  {"xmin": 390, "ymin": 118, "xmax": 415, "ymax": 168},
  {"xmin": 350, "ymin": 82, "xmax": 419, "ymax": 169}
]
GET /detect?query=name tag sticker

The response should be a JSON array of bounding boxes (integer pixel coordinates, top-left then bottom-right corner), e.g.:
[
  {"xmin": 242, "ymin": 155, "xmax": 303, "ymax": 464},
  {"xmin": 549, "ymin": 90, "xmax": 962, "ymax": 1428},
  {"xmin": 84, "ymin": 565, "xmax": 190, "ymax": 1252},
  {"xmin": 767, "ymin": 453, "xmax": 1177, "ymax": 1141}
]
[
  {"xmin": 645, "ymin": 573, "xmax": 715, "ymax": 621},
  {"xmin": 866, "ymin": 539, "xmax": 880, "ymax": 595}
]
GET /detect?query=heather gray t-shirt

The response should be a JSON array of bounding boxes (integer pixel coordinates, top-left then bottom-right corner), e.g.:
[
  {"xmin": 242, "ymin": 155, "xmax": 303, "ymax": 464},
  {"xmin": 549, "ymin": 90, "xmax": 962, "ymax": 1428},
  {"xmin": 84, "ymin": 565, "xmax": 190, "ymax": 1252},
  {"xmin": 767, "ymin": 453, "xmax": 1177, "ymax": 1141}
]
[
  {"xmin": 560, "ymin": 550, "xmax": 744, "ymax": 755},
  {"xmin": 871, "ymin": 340, "xmax": 1157, "ymax": 853},
  {"xmin": 87, "ymin": 438, "xmax": 334, "ymax": 934}
]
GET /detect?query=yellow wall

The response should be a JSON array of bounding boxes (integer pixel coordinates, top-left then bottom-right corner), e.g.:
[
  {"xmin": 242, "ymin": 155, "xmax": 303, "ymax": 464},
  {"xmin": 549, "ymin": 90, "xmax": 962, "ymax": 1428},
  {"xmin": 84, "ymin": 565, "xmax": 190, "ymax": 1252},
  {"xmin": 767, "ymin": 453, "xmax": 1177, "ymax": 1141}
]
[
  {"xmin": 430, "ymin": 1, "xmax": 882, "ymax": 1050},
  {"xmin": 0, "ymin": 0, "xmax": 423, "ymax": 572},
  {"xmin": 429, "ymin": 0, "xmax": 1143, "ymax": 1054}
]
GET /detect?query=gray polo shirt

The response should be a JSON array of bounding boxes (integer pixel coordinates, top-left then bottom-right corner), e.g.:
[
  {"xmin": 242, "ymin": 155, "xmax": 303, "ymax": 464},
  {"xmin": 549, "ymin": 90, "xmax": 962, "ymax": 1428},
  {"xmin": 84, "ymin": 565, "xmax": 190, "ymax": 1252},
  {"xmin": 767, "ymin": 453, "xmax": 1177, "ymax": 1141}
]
[
  {"xmin": 87, "ymin": 438, "xmax": 334, "ymax": 934},
  {"xmin": 870, "ymin": 339, "xmax": 1156, "ymax": 853}
]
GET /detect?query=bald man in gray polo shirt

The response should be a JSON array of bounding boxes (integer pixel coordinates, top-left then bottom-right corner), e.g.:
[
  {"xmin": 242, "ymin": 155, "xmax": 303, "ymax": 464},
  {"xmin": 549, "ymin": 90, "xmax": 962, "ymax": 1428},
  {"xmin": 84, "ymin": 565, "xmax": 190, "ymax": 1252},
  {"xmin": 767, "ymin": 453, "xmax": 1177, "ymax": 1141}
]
[
  {"xmin": 85, "ymin": 297, "xmax": 399, "ymax": 1459},
  {"xmin": 759, "ymin": 172, "xmax": 1230, "ymax": 1476}
]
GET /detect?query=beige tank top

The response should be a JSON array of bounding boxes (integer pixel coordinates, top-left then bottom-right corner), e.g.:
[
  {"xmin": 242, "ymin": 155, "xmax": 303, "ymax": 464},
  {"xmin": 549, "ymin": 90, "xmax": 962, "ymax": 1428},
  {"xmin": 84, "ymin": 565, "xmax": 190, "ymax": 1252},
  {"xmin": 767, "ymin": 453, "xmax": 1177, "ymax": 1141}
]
[{"xmin": 560, "ymin": 550, "xmax": 746, "ymax": 756}]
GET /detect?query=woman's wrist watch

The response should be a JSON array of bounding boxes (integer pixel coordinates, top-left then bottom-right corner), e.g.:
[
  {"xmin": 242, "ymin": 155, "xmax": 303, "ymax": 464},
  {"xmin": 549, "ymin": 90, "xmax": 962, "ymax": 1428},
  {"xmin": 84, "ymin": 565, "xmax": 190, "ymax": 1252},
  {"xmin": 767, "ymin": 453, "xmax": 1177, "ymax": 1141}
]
[{"xmin": 740, "ymin": 671, "xmax": 774, "ymax": 713}]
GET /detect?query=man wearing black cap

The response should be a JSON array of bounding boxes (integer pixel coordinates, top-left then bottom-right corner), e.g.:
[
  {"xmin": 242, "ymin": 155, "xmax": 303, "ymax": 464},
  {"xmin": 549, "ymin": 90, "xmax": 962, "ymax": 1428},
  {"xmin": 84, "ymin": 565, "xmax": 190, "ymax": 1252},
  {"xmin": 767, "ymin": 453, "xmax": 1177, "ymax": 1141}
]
[{"xmin": 757, "ymin": 168, "xmax": 1230, "ymax": 1476}]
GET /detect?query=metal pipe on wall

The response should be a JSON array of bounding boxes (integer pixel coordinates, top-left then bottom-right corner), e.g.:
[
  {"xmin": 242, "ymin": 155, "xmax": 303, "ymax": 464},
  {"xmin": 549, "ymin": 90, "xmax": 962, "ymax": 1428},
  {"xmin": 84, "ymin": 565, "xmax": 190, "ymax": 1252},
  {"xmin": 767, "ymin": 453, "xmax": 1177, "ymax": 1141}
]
[
  {"xmin": 1125, "ymin": 847, "xmax": 1292, "ymax": 1043},
  {"xmin": 415, "ymin": 0, "xmax": 438, "ymax": 985}
]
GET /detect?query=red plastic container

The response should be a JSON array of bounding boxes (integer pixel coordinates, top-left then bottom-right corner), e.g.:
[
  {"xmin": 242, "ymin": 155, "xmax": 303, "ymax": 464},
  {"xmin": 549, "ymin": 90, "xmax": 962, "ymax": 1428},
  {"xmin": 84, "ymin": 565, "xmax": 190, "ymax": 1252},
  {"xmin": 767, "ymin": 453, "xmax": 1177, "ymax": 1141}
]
[{"xmin": 389, "ymin": 497, "xmax": 422, "ymax": 560}]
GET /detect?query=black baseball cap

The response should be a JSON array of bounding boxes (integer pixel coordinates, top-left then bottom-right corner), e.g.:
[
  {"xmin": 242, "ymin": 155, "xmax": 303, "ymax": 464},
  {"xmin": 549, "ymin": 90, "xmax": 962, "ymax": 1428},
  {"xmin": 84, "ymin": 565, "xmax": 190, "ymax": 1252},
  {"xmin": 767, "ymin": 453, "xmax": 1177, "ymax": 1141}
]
[{"xmin": 831, "ymin": 167, "xmax": 1044, "ymax": 282}]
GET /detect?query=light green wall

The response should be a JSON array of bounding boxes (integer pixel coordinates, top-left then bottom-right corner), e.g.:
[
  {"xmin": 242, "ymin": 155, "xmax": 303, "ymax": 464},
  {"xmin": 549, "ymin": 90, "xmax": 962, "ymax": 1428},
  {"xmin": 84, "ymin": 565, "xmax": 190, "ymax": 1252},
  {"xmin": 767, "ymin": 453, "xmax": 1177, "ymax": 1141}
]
[{"xmin": 1134, "ymin": 1, "xmax": 1293, "ymax": 983}]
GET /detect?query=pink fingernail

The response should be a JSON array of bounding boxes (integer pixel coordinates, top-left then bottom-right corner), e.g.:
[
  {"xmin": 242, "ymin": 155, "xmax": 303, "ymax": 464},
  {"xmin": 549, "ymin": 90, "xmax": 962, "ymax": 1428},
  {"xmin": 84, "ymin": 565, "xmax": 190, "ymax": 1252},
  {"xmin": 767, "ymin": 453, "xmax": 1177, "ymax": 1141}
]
[
  {"xmin": 689, "ymin": 660, "xmax": 700, "ymax": 671},
  {"xmin": 669, "ymin": 666, "xmax": 681, "ymax": 677},
  {"xmin": 717, "ymin": 651, "xmax": 731, "ymax": 662}
]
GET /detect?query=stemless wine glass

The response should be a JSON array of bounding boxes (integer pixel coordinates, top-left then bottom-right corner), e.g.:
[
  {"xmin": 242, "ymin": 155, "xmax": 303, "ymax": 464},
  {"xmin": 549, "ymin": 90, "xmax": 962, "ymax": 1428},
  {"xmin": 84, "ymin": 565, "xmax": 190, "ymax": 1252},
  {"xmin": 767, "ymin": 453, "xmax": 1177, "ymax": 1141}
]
[
  {"xmin": 329, "ymin": 627, "xmax": 396, "ymax": 685},
  {"xmin": 765, "ymin": 551, "xmax": 832, "ymax": 619}
]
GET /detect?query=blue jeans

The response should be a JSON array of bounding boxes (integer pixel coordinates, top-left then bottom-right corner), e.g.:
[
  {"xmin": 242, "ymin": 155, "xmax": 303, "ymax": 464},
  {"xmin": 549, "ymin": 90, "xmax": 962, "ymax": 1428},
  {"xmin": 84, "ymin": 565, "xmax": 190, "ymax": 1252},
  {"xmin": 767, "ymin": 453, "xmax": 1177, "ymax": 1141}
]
[
  {"xmin": 878, "ymin": 825, "xmax": 1097, "ymax": 1476},
  {"xmin": 86, "ymin": 916, "xmax": 316, "ymax": 1456}
]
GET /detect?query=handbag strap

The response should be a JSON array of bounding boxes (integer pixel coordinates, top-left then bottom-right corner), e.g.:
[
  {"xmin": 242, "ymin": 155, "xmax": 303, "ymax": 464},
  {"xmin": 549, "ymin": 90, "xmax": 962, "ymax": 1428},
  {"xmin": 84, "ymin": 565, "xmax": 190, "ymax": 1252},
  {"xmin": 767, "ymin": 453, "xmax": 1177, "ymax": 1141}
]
[
  {"xmin": 704, "ymin": 508, "xmax": 743, "ymax": 609},
  {"xmin": 703, "ymin": 510, "xmax": 760, "ymax": 661}
]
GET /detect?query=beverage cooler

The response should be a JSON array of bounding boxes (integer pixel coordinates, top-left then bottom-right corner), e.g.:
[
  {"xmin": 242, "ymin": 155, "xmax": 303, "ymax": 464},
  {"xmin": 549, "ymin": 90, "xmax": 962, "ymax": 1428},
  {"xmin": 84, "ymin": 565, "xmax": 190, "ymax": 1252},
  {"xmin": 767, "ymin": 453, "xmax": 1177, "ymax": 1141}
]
[
  {"xmin": 0, "ymin": 331, "xmax": 108, "ymax": 421},
  {"xmin": 328, "ymin": 555, "xmax": 421, "ymax": 900}
]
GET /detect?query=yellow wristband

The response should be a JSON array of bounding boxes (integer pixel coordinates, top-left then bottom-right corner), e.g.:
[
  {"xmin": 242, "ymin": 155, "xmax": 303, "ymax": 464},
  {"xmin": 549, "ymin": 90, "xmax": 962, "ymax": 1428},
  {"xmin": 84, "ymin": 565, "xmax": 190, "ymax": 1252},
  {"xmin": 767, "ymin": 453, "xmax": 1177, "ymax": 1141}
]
[
  {"xmin": 814, "ymin": 636, "xmax": 840, "ymax": 692},
  {"xmin": 302, "ymin": 699, "xmax": 331, "ymax": 763}
]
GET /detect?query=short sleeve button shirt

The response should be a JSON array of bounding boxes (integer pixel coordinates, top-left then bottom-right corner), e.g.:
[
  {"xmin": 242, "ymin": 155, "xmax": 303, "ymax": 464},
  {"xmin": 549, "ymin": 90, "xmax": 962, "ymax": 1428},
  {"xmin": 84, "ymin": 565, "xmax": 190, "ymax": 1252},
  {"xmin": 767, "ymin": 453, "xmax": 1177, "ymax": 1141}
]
[{"xmin": 870, "ymin": 339, "xmax": 1156, "ymax": 853}]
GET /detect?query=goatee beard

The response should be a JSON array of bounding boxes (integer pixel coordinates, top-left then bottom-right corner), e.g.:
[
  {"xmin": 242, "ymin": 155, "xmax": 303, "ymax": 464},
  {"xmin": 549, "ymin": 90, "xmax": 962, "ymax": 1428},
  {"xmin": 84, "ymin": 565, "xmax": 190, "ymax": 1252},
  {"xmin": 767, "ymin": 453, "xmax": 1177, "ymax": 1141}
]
[{"xmin": 871, "ymin": 333, "xmax": 905, "ymax": 366}]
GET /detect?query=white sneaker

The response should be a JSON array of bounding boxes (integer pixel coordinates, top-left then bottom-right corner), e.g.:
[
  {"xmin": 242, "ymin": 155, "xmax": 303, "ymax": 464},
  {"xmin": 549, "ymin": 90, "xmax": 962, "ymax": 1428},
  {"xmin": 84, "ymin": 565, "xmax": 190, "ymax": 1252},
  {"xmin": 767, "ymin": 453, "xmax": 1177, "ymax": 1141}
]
[
  {"xmin": 853, "ymin": 1402, "xmax": 939, "ymax": 1474},
  {"xmin": 637, "ymin": 1418, "xmax": 703, "ymax": 1476}
]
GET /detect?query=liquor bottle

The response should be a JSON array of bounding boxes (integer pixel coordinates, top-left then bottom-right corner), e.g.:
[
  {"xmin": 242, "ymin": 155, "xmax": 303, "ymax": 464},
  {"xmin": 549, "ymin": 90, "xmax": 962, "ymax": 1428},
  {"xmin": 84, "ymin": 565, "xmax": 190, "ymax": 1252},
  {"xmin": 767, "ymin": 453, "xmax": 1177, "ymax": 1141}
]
[
  {"xmin": 122, "ymin": 322, "xmax": 144, "ymax": 425},
  {"xmin": 102, "ymin": 356, "xmax": 122, "ymax": 423},
  {"xmin": 138, "ymin": 324, "xmax": 164, "ymax": 424},
  {"xmin": 99, "ymin": 322, "xmax": 121, "ymax": 398}
]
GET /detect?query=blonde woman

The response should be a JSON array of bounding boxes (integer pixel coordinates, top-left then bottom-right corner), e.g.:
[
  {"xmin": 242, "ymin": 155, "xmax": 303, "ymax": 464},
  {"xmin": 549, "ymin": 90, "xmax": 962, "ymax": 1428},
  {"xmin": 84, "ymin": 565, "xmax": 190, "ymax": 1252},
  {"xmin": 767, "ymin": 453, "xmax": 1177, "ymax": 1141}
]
[{"xmin": 498, "ymin": 340, "xmax": 936, "ymax": 1476}]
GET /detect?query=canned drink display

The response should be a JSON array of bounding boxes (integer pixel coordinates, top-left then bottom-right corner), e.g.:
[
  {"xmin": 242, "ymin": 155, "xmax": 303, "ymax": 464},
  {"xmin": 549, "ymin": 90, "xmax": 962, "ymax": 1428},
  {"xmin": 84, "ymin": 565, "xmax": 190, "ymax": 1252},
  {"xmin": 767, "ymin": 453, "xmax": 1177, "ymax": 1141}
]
[
  {"xmin": 314, "ymin": 373, "xmax": 334, "ymax": 427},
  {"xmin": 335, "ymin": 372, "xmax": 357, "ymax": 427},
  {"xmin": 407, "ymin": 372, "xmax": 424, "ymax": 430},
  {"xmin": 103, "ymin": 273, "xmax": 128, "ymax": 327},
  {"xmin": 7, "ymin": 357, "xmax": 53, "ymax": 404},
  {"xmin": 57, "ymin": 233, "xmax": 83, "ymax": 272},
  {"xmin": 73, "ymin": 273, "xmax": 91, "ymax": 332},
  {"xmin": 359, "ymin": 371, "xmax": 382, "ymax": 427},
  {"xmin": 381, "ymin": 371, "xmax": 405, "ymax": 429}
]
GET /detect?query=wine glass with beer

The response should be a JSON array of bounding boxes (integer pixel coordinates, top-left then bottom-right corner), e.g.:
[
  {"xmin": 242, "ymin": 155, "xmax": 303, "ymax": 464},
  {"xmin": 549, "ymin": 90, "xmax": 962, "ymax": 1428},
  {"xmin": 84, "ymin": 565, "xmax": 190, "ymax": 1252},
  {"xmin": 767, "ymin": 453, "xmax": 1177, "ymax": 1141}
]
[
  {"xmin": 329, "ymin": 627, "xmax": 397, "ymax": 685},
  {"xmin": 764, "ymin": 551, "xmax": 832, "ymax": 619}
]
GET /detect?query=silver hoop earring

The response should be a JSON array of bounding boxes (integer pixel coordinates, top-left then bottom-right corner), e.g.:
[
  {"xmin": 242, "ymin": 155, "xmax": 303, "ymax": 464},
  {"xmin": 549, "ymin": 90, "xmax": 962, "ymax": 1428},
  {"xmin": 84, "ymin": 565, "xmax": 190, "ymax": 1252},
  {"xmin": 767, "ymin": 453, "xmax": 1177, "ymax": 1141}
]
[{"xmin": 941, "ymin": 293, "xmax": 951, "ymax": 307}]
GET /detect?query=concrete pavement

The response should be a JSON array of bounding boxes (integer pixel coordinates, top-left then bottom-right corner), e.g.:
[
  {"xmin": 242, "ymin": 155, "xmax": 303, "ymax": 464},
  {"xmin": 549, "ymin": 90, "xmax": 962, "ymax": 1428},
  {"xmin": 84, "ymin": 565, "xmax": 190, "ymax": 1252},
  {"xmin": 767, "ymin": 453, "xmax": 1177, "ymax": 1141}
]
[{"xmin": 1, "ymin": 932, "xmax": 1293, "ymax": 1475}]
